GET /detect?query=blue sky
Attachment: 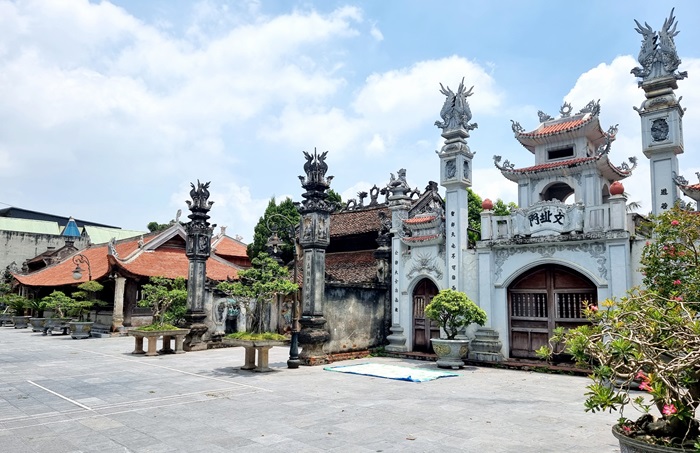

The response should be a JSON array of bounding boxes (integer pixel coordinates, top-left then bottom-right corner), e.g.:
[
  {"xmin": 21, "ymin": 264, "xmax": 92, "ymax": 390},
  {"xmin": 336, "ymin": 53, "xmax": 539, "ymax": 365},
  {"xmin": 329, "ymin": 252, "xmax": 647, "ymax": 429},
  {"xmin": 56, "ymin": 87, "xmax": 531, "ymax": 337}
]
[{"xmin": 1, "ymin": 0, "xmax": 699, "ymax": 242}]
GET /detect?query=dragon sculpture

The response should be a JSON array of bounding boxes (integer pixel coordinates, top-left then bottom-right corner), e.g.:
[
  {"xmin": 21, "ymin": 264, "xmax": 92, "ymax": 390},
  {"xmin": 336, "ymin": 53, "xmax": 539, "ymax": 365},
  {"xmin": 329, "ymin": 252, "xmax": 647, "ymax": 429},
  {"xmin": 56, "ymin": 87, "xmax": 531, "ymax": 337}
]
[
  {"xmin": 631, "ymin": 8, "xmax": 687, "ymax": 82},
  {"xmin": 435, "ymin": 78, "xmax": 478, "ymax": 133}
]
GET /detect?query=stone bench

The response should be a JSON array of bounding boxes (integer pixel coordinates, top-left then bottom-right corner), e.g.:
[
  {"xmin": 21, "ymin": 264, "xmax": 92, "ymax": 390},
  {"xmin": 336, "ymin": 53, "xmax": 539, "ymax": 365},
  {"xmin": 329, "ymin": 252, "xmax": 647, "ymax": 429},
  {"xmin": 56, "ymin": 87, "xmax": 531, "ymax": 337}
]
[{"xmin": 129, "ymin": 329, "xmax": 190, "ymax": 356}]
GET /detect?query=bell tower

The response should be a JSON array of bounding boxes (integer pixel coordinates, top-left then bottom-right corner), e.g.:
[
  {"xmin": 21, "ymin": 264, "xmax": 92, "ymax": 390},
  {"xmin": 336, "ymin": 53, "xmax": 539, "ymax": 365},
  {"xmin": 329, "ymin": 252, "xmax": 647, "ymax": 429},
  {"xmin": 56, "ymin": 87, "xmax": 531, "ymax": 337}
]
[{"xmin": 631, "ymin": 9, "xmax": 687, "ymax": 215}]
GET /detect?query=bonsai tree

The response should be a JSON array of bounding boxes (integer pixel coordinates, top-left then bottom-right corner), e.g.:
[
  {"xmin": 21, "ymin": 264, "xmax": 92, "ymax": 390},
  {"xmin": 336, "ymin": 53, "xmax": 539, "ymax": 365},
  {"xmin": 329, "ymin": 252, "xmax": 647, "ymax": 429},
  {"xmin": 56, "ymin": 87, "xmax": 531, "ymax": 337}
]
[
  {"xmin": 71, "ymin": 280, "xmax": 106, "ymax": 321},
  {"xmin": 549, "ymin": 205, "xmax": 700, "ymax": 449},
  {"xmin": 138, "ymin": 277, "xmax": 187, "ymax": 329},
  {"xmin": 424, "ymin": 289, "xmax": 487, "ymax": 340},
  {"xmin": 216, "ymin": 252, "xmax": 297, "ymax": 336},
  {"xmin": 42, "ymin": 291, "xmax": 76, "ymax": 319}
]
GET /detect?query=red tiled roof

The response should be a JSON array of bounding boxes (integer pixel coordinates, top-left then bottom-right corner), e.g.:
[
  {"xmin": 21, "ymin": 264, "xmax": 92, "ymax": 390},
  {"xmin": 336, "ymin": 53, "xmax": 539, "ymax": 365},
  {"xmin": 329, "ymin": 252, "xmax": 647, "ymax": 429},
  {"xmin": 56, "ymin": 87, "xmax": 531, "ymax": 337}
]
[
  {"xmin": 212, "ymin": 235, "xmax": 248, "ymax": 258},
  {"xmin": 14, "ymin": 228, "xmax": 241, "ymax": 287},
  {"xmin": 325, "ymin": 250, "xmax": 377, "ymax": 283},
  {"xmin": 115, "ymin": 249, "xmax": 239, "ymax": 281},
  {"xmin": 403, "ymin": 215, "xmax": 437, "ymax": 225},
  {"xmin": 519, "ymin": 117, "xmax": 591, "ymax": 138},
  {"xmin": 403, "ymin": 234, "xmax": 440, "ymax": 243},
  {"xmin": 330, "ymin": 206, "xmax": 388, "ymax": 237},
  {"xmin": 506, "ymin": 157, "xmax": 595, "ymax": 173}
]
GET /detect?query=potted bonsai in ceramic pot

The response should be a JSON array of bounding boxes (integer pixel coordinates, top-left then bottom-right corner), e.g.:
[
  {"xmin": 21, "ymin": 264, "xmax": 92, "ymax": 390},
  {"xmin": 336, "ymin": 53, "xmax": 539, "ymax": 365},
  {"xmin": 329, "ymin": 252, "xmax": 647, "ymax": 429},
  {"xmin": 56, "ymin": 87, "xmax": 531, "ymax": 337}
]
[
  {"xmin": 4, "ymin": 293, "xmax": 31, "ymax": 329},
  {"xmin": 41, "ymin": 291, "xmax": 75, "ymax": 335},
  {"xmin": 544, "ymin": 206, "xmax": 700, "ymax": 451},
  {"xmin": 216, "ymin": 253, "xmax": 297, "ymax": 371},
  {"xmin": 68, "ymin": 280, "xmax": 106, "ymax": 339},
  {"xmin": 425, "ymin": 289, "xmax": 487, "ymax": 369},
  {"xmin": 27, "ymin": 298, "xmax": 48, "ymax": 332},
  {"xmin": 130, "ymin": 277, "xmax": 189, "ymax": 356}
]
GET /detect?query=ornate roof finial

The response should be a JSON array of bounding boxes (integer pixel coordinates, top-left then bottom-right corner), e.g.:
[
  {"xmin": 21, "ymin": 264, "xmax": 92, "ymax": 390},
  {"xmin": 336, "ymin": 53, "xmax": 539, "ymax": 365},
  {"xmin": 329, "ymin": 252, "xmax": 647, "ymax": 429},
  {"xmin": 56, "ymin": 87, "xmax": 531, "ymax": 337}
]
[
  {"xmin": 434, "ymin": 78, "xmax": 477, "ymax": 134},
  {"xmin": 559, "ymin": 102, "xmax": 573, "ymax": 118},
  {"xmin": 631, "ymin": 8, "xmax": 688, "ymax": 83},
  {"xmin": 537, "ymin": 110, "xmax": 553, "ymax": 123}
]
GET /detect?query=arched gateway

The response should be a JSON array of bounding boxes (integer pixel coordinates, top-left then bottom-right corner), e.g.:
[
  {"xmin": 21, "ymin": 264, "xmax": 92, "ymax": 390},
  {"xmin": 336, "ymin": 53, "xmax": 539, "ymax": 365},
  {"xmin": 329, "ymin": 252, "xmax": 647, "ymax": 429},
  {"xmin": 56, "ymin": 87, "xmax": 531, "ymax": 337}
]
[
  {"xmin": 412, "ymin": 278, "xmax": 439, "ymax": 353},
  {"xmin": 508, "ymin": 265, "xmax": 597, "ymax": 359}
]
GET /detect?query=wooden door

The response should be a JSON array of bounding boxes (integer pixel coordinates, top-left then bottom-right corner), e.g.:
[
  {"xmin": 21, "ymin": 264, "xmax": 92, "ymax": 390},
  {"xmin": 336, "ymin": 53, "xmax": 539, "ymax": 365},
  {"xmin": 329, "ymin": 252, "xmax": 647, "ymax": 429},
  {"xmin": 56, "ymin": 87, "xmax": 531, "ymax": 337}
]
[
  {"xmin": 508, "ymin": 265, "xmax": 596, "ymax": 359},
  {"xmin": 412, "ymin": 279, "xmax": 440, "ymax": 353}
]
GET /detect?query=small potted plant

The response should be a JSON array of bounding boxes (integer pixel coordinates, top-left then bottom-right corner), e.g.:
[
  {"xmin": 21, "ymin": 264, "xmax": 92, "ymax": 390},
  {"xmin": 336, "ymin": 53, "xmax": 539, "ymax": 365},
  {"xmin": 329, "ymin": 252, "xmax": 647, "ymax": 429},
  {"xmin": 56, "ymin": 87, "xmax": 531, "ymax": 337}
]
[
  {"xmin": 546, "ymin": 205, "xmax": 700, "ymax": 451},
  {"xmin": 425, "ymin": 289, "xmax": 487, "ymax": 369}
]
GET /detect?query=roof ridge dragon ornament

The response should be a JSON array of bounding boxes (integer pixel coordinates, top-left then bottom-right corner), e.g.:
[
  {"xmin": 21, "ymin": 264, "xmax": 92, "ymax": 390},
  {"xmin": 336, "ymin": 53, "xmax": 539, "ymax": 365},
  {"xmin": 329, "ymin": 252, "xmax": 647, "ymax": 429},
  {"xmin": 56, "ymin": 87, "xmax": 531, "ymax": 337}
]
[{"xmin": 631, "ymin": 8, "xmax": 687, "ymax": 83}]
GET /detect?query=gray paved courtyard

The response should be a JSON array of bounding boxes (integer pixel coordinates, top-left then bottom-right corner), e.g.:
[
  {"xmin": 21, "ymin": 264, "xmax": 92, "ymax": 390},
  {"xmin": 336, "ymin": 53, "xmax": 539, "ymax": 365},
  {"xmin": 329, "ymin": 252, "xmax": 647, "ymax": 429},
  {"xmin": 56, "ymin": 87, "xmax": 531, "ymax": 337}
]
[{"xmin": 0, "ymin": 327, "xmax": 625, "ymax": 452}]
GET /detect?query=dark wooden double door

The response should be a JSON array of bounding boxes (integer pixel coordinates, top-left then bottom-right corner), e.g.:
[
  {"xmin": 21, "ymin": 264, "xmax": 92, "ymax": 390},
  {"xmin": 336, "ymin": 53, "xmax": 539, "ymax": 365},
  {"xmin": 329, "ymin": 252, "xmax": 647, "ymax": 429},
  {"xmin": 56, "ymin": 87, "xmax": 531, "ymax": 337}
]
[
  {"xmin": 412, "ymin": 279, "xmax": 440, "ymax": 353},
  {"xmin": 508, "ymin": 265, "xmax": 597, "ymax": 359}
]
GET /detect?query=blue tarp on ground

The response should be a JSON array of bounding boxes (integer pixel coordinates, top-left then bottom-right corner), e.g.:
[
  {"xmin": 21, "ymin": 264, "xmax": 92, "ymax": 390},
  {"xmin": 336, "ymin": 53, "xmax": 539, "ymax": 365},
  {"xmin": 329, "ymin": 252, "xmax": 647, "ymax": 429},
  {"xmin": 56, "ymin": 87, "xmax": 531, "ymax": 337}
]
[{"xmin": 323, "ymin": 362, "xmax": 459, "ymax": 382}]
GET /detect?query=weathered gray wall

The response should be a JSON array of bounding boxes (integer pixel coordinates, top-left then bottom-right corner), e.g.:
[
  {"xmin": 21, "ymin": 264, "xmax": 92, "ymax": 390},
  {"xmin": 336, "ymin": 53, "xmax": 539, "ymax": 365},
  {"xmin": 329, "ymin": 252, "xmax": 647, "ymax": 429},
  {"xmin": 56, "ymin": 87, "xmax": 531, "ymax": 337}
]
[
  {"xmin": 1, "ymin": 231, "xmax": 89, "ymax": 272},
  {"xmin": 323, "ymin": 283, "xmax": 389, "ymax": 353}
]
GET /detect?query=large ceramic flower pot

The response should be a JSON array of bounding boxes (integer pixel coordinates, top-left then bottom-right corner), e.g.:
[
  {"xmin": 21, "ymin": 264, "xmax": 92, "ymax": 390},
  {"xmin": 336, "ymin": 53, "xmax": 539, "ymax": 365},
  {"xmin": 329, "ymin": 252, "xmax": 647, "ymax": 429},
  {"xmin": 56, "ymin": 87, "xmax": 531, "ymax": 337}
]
[
  {"xmin": 12, "ymin": 316, "xmax": 31, "ymax": 329},
  {"xmin": 612, "ymin": 425, "xmax": 688, "ymax": 453},
  {"xmin": 43, "ymin": 318, "xmax": 72, "ymax": 335},
  {"xmin": 29, "ymin": 317, "xmax": 46, "ymax": 332},
  {"xmin": 430, "ymin": 338, "xmax": 469, "ymax": 369},
  {"xmin": 69, "ymin": 321, "xmax": 94, "ymax": 339}
]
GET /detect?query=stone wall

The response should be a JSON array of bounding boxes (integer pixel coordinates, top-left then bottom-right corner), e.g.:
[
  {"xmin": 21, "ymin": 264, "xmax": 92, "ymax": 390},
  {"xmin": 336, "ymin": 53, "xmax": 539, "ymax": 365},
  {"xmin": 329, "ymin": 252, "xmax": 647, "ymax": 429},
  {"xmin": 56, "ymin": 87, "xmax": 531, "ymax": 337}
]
[
  {"xmin": 0, "ymin": 230, "xmax": 89, "ymax": 273},
  {"xmin": 323, "ymin": 282, "xmax": 389, "ymax": 353}
]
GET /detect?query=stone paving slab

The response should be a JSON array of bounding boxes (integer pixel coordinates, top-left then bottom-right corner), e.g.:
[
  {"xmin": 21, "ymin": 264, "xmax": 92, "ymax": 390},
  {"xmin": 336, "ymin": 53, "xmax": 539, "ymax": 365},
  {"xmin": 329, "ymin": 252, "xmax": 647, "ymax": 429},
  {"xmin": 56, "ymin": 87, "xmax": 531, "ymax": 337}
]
[{"xmin": 0, "ymin": 327, "xmax": 629, "ymax": 452}]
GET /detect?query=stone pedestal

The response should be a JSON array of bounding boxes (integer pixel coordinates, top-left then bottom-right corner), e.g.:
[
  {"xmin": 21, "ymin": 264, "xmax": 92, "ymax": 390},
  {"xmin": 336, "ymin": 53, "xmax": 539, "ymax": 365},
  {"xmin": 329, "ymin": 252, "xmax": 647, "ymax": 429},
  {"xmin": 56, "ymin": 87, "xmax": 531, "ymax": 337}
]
[
  {"xmin": 298, "ymin": 316, "xmax": 330, "ymax": 365},
  {"xmin": 385, "ymin": 324, "xmax": 407, "ymax": 352},
  {"xmin": 183, "ymin": 312, "xmax": 209, "ymax": 352},
  {"xmin": 467, "ymin": 327, "xmax": 504, "ymax": 362}
]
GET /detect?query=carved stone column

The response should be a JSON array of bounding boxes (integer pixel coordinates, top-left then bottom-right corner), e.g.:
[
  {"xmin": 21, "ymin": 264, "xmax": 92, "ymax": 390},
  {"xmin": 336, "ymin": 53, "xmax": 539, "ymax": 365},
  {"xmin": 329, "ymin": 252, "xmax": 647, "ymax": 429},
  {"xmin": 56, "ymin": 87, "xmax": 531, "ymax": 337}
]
[
  {"xmin": 385, "ymin": 170, "xmax": 411, "ymax": 352},
  {"xmin": 297, "ymin": 150, "xmax": 333, "ymax": 365},
  {"xmin": 631, "ymin": 10, "xmax": 687, "ymax": 216},
  {"xmin": 183, "ymin": 180, "xmax": 215, "ymax": 351}
]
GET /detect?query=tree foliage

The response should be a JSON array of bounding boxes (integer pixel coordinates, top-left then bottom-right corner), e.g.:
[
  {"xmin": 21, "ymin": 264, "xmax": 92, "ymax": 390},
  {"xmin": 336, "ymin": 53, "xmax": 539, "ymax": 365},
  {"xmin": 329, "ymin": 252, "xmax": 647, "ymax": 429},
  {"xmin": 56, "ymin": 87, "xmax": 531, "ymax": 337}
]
[
  {"xmin": 72, "ymin": 280, "xmax": 106, "ymax": 321},
  {"xmin": 467, "ymin": 188, "xmax": 482, "ymax": 244},
  {"xmin": 247, "ymin": 197, "xmax": 300, "ymax": 263},
  {"xmin": 216, "ymin": 253, "xmax": 297, "ymax": 334},
  {"xmin": 640, "ymin": 205, "xmax": 700, "ymax": 303},
  {"xmin": 139, "ymin": 277, "xmax": 188, "ymax": 327},
  {"xmin": 493, "ymin": 199, "xmax": 518, "ymax": 216},
  {"xmin": 42, "ymin": 291, "xmax": 76, "ymax": 318},
  {"xmin": 147, "ymin": 221, "xmax": 171, "ymax": 232},
  {"xmin": 540, "ymin": 205, "xmax": 700, "ymax": 447}
]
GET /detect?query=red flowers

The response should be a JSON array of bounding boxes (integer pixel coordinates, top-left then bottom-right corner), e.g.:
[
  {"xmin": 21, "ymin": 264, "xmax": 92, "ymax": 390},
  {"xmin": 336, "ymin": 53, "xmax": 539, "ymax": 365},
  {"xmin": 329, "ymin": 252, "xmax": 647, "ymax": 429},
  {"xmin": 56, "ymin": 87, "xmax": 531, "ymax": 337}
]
[
  {"xmin": 671, "ymin": 220, "xmax": 680, "ymax": 225},
  {"xmin": 673, "ymin": 280, "xmax": 681, "ymax": 285}
]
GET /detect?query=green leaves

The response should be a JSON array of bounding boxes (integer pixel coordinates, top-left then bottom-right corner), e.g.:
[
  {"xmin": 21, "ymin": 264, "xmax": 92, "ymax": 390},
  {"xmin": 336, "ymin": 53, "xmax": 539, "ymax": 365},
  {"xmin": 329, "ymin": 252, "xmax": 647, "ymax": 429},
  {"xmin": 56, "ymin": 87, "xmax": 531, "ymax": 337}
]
[
  {"xmin": 139, "ymin": 277, "xmax": 187, "ymax": 326},
  {"xmin": 216, "ymin": 253, "xmax": 298, "ymax": 334},
  {"xmin": 424, "ymin": 289, "xmax": 487, "ymax": 340}
]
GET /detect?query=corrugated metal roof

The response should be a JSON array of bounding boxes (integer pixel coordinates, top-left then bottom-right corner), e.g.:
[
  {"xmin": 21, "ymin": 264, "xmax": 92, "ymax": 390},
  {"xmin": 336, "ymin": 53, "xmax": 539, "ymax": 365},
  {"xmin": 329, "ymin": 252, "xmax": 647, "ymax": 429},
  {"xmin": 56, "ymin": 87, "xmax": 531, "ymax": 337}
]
[
  {"xmin": 82, "ymin": 226, "xmax": 146, "ymax": 244},
  {"xmin": 0, "ymin": 218, "xmax": 61, "ymax": 235}
]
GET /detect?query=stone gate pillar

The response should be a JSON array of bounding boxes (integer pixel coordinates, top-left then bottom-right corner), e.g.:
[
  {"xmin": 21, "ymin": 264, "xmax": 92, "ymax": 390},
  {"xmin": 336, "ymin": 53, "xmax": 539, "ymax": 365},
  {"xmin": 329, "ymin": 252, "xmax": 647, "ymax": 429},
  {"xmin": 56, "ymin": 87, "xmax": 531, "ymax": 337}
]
[
  {"xmin": 297, "ymin": 150, "xmax": 333, "ymax": 365},
  {"xmin": 183, "ymin": 180, "xmax": 214, "ymax": 351}
]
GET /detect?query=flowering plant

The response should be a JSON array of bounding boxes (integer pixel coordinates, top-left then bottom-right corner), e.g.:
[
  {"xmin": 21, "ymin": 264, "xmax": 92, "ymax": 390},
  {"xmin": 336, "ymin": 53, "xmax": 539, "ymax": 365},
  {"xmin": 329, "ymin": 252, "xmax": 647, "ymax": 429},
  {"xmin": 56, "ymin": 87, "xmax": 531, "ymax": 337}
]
[{"xmin": 551, "ymin": 206, "xmax": 700, "ymax": 449}]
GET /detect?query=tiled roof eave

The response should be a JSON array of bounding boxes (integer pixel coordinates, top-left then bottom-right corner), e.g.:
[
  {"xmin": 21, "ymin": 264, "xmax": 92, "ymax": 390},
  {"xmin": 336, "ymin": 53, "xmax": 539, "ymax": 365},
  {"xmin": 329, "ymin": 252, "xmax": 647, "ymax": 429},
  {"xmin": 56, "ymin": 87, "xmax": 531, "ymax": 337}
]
[
  {"xmin": 400, "ymin": 234, "xmax": 443, "ymax": 246},
  {"xmin": 597, "ymin": 155, "xmax": 633, "ymax": 180},
  {"xmin": 499, "ymin": 157, "xmax": 596, "ymax": 178}
]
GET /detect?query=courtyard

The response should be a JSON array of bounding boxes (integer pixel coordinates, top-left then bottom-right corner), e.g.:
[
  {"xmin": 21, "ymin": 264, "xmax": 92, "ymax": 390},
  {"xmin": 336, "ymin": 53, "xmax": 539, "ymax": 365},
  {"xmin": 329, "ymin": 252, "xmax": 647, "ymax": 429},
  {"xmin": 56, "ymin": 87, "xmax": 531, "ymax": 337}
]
[{"xmin": 0, "ymin": 327, "xmax": 624, "ymax": 452}]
